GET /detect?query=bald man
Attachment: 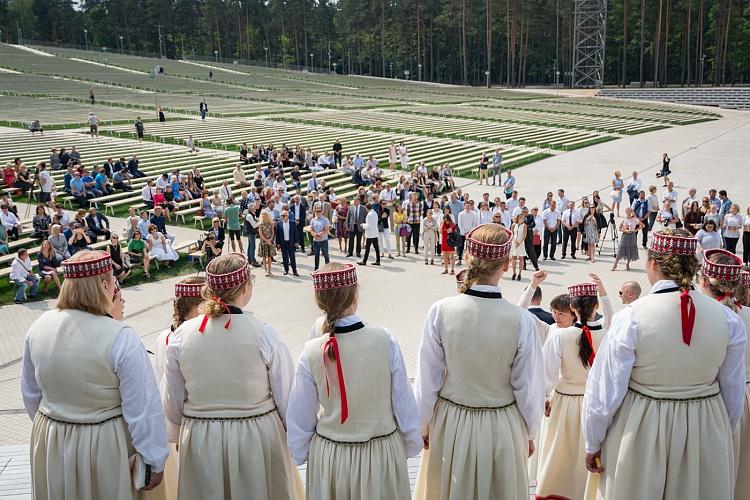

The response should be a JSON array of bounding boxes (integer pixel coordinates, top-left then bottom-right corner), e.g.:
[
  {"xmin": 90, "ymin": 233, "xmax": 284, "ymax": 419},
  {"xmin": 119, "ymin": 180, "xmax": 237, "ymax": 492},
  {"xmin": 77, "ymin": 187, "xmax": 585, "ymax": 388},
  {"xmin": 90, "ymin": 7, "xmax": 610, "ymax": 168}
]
[{"xmin": 619, "ymin": 281, "xmax": 642, "ymax": 305}]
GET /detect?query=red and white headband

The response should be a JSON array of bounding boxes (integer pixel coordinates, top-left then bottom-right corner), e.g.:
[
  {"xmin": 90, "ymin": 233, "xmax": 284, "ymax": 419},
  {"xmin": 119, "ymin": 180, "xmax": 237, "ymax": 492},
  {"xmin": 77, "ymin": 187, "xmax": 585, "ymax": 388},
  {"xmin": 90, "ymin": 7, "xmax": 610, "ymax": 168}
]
[
  {"xmin": 312, "ymin": 264, "xmax": 357, "ymax": 291},
  {"xmin": 61, "ymin": 253, "xmax": 112, "ymax": 279},
  {"xmin": 702, "ymin": 249, "xmax": 743, "ymax": 282},
  {"xmin": 649, "ymin": 231, "xmax": 697, "ymax": 256},
  {"xmin": 205, "ymin": 253, "xmax": 250, "ymax": 290},
  {"xmin": 465, "ymin": 224, "xmax": 513, "ymax": 261},
  {"xmin": 568, "ymin": 282, "xmax": 598, "ymax": 298},
  {"xmin": 175, "ymin": 280, "xmax": 205, "ymax": 297},
  {"xmin": 740, "ymin": 270, "xmax": 750, "ymax": 287}
]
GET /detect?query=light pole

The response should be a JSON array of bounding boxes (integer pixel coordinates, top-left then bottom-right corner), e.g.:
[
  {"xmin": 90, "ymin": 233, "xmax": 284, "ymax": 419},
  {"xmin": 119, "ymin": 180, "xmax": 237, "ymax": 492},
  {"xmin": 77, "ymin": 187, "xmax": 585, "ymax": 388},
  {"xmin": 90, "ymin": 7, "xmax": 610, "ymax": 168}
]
[
  {"xmin": 310, "ymin": 53, "xmax": 314, "ymax": 72},
  {"xmin": 389, "ymin": 62, "xmax": 393, "ymax": 78},
  {"xmin": 554, "ymin": 59, "xmax": 559, "ymax": 95},
  {"xmin": 102, "ymin": 46, "xmax": 107, "ymax": 65},
  {"xmin": 333, "ymin": 62, "xmax": 337, "ymax": 74},
  {"xmin": 264, "ymin": 46, "xmax": 268, "ymax": 67},
  {"xmin": 485, "ymin": 70, "xmax": 490, "ymax": 88},
  {"xmin": 158, "ymin": 34, "xmax": 164, "ymax": 58},
  {"xmin": 404, "ymin": 69, "xmax": 410, "ymax": 80},
  {"xmin": 418, "ymin": 63, "xmax": 422, "ymax": 81},
  {"xmin": 214, "ymin": 50, "xmax": 218, "ymax": 63},
  {"xmin": 83, "ymin": 29, "xmax": 89, "ymax": 51},
  {"xmin": 119, "ymin": 36, "xmax": 124, "ymax": 54},
  {"xmin": 699, "ymin": 54, "xmax": 706, "ymax": 87},
  {"xmin": 16, "ymin": 21, "xmax": 22, "ymax": 45},
  {"xmin": 328, "ymin": 50, "xmax": 331, "ymax": 72}
]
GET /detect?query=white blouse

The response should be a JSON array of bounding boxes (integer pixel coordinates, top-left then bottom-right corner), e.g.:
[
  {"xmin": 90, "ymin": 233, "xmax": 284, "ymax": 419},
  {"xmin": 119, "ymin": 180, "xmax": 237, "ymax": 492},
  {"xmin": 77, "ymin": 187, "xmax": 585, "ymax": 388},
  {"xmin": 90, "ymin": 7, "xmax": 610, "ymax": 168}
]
[
  {"xmin": 582, "ymin": 280, "xmax": 747, "ymax": 454},
  {"xmin": 21, "ymin": 326, "xmax": 169, "ymax": 472},
  {"xmin": 163, "ymin": 320, "xmax": 295, "ymax": 437},
  {"xmin": 542, "ymin": 321, "xmax": 607, "ymax": 396},
  {"xmin": 414, "ymin": 285, "xmax": 545, "ymax": 437},
  {"xmin": 286, "ymin": 315, "xmax": 422, "ymax": 465}
]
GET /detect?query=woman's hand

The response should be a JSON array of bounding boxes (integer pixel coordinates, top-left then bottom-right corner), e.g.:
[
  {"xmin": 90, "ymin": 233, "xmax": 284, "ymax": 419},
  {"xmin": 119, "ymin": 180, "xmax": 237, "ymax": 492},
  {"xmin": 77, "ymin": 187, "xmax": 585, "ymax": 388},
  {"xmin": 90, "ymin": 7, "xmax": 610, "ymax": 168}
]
[
  {"xmin": 143, "ymin": 470, "xmax": 164, "ymax": 491},
  {"xmin": 584, "ymin": 451, "xmax": 603, "ymax": 473},
  {"xmin": 531, "ymin": 270, "xmax": 547, "ymax": 288},
  {"xmin": 528, "ymin": 440, "xmax": 535, "ymax": 458},
  {"xmin": 544, "ymin": 400, "xmax": 551, "ymax": 417},
  {"xmin": 422, "ymin": 434, "xmax": 430, "ymax": 450}
]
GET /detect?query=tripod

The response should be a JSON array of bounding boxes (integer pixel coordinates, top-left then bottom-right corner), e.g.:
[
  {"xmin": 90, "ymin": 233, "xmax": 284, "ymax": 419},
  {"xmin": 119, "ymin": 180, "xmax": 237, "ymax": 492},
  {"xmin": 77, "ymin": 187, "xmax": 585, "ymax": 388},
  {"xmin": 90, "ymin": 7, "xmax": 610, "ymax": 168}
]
[
  {"xmin": 598, "ymin": 215, "xmax": 619, "ymax": 257},
  {"xmin": 22, "ymin": 173, "xmax": 40, "ymax": 219}
]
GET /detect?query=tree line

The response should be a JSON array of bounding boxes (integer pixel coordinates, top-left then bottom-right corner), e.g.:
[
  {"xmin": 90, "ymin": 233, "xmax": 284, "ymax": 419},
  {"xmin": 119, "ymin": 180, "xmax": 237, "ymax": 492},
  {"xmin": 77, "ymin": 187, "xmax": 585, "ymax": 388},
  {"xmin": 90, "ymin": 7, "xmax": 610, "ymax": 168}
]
[{"xmin": 1, "ymin": 0, "xmax": 748, "ymax": 86}]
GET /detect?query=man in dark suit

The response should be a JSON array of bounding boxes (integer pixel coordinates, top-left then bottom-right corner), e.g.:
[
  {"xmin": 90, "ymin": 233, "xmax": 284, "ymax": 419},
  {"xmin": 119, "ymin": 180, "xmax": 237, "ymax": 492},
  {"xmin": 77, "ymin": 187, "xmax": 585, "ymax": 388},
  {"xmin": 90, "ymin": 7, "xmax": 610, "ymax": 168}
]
[
  {"xmin": 345, "ymin": 197, "xmax": 366, "ymax": 257},
  {"xmin": 128, "ymin": 155, "xmax": 145, "ymax": 178},
  {"xmin": 85, "ymin": 207, "xmax": 111, "ymax": 242},
  {"xmin": 102, "ymin": 157, "xmax": 116, "ymax": 178},
  {"xmin": 114, "ymin": 157, "xmax": 127, "ymax": 173},
  {"xmin": 523, "ymin": 208, "xmax": 540, "ymax": 271},
  {"xmin": 527, "ymin": 285, "xmax": 554, "ymax": 325},
  {"xmin": 275, "ymin": 210, "xmax": 299, "ymax": 276},
  {"xmin": 289, "ymin": 194, "xmax": 307, "ymax": 253}
]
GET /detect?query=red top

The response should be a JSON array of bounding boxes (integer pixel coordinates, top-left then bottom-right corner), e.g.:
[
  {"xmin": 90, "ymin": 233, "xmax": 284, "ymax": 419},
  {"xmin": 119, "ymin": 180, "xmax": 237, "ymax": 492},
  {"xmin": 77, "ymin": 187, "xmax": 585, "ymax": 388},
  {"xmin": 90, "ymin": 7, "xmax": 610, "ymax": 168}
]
[{"xmin": 441, "ymin": 222, "xmax": 456, "ymax": 251}]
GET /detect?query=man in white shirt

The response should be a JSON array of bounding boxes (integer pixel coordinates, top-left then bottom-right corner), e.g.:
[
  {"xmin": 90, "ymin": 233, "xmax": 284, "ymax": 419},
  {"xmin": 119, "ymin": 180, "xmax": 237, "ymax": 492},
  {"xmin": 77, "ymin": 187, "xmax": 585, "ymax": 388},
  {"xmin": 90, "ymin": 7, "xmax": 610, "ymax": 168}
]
[
  {"xmin": 457, "ymin": 201, "xmax": 479, "ymax": 265},
  {"xmin": 306, "ymin": 173, "xmax": 320, "ymax": 193},
  {"xmin": 0, "ymin": 204, "xmax": 22, "ymax": 240},
  {"xmin": 155, "ymin": 173, "xmax": 170, "ymax": 191},
  {"xmin": 358, "ymin": 202, "xmax": 381, "ymax": 266},
  {"xmin": 495, "ymin": 201, "xmax": 512, "ymax": 227},
  {"xmin": 542, "ymin": 200, "xmax": 561, "ymax": 260},
  {"xmin": 10, "ymin": 249, "xmax": 39, "ymax": 303},
  {"xmin": 511, "ymin": 197, "xmax": 526, "ymax": 218},
  {"xmin": 503, "ymin": 170, "xmax": 516, "ymax": 199},
  {"xmin": 561, "ymin": 201, "xmax": 581, "ymax": 259},
  {"xmin": 626, "ymin": 171, "xmax": 642, "ymax": 205},
  {"xmin": 38, "ymin": 163, "xmax": 53, "ymax": 205},
  {"xmin": 218, "ymin": 180, "xmax": 233, "ymax": 202},
  {"xmin": 681, "ymin": 187, "xmax": 698, "ymax": 218},
  {"xmin": 141, "ymin": 180, "xmax": 155, "ymax": 209},
  {"xmin": 661, "ymin": 181, "xmax": 678, "ymax": 203}
]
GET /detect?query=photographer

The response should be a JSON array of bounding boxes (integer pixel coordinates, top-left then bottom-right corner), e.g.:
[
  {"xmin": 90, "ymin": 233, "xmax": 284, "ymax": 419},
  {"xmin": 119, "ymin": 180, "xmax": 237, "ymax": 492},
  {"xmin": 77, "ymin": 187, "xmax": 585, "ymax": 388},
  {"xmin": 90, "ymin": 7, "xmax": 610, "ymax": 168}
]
[
  {"xmin": 201, "ymin": 233, "xmax": 222, "ymax": 266},
  {"xmin": 38, "ymin": 162, "xmax": 53, "ymax": 205},
  {"xmin": 68, "ymin": 223, "xmax": 92, "ymax": 254}
]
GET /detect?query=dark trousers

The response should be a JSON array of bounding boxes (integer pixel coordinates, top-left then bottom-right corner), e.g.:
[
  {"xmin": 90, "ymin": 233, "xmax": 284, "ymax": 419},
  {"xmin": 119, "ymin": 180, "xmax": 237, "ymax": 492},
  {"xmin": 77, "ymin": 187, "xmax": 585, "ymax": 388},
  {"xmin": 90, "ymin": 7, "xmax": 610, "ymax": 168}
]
[
  {"xmin": 7, "ymin": 226, "xmax": 19, "ymax": 240},
  {"xmin": 456, "ymin": 233, "xmax": 465, "ymax": 261},
  {"xmin": 647, "ymin": 212, "xmax": 658, "ymax": 231},
  {"xmin": 743, "ymin": 231, "xmax": 750, "ymax": 264},
  {"xmin": 725, "ymin": 236, "xmax": 739, "ymax": 254},
  {"xmin": 295, "ymin": 222, "xmax": 305, "ymax": 251},
  {"xmin": 90, "ymin": 228, "xmax": 111, "ymax": 242},
  {"xmin": 407, "ymin": 223, "xmax": 420, "ymax": 252},
  {"xmin": 333, "ymin": 152, "xmax": 342, "ymax": 167},
  {"xmin": 362, "ymin": 237, "xmax": 380, "ymax": 264},
  {"xmin": 347, "ymin": 228, "xmax": 362, "ymax": 256},
  {"xmin": 543, "ymin": 228, "xmax": 558, "ymax": 258},
  {"xmin": 313, "ymin": 240, "xmax": 330, "ymax": 270},
  {"xmin": 73, "ymin": 192, "xmax": 92, "ymax": 208},
  {"xmin": 562, "ymin": 227, "xmax": 578, "ymax": 257},
  {"xmin": 523, "ymin": 237, "xmax": 539, "ymax": 270},
  {"xmin": 640, "ymin": 219, "xmax": 650, "ymax": 247},
  {"xmin": 280, "ymin": 241, "xmax": 297, "ymax": 272}
]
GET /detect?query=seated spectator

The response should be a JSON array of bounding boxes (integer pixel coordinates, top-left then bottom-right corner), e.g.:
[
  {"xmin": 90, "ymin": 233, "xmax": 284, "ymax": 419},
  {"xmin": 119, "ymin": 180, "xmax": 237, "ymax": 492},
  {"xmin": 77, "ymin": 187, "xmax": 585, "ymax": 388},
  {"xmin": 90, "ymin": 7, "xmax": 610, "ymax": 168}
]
[
  {"xmin": 233, "ymin": 164, "xmax": 251, "ymax": 187},
  {"xmin": 114, "ymin": 156, "xmax": 127, "ymax": 173},
  {"xmin": 0, "ymin": 194, "xmax": 18, "ymax": 215},
  {"xmin": 32, "ymin": 204, "xmax": 51, "ymax": 239},
  {"xmin": 81, "ymin": 169, "xmax": 102, "ymax": 197},
  {"xmin": 94, "ymin": 168, "xmax": 114, "ymax": 195},
  {"xmin": 128, "ymin": 155, "xmax": 145, "ymax": 178},
  {"xmin": 163, "ymin": 186, "xmax": 179, "ymax": 217},
  {"xmin": 127, "ymin": 231, "xmax": 151, "ymax": 277},
  {"xmin": 68, "ymin": 146, "xmax": 81, "ymax": 165},
  {"xmin": 149, "ymin": 206, "xmax": 175, "ymax": 243},
  {"xmin": 53, "ymin": 204, "xmax": 71, "ymax": 230},
  {"xmin": 58, "ymin": 148, "xmax": 71, "ymax": 168},
  {"xmin": 62, "ymin": 166, "xmax": 74, "ymax": 193},
  {"xmin": 68, "ymin": 223, "xmax": 92, "ymax": 254},
  {"xmin": 37, "ymin": 240, "xmax": 62, "ymax": 292},
  {"xmin": 0, "ymin": 204, "xmax": 22, "ymax": 240},
  {"xmin": 48, "ymin": 224, "xmax": 70, "ymax": 262},
  {"xmin": 136, "ymin": 210, "xmax": 151, "ymax": 239},
  {"xmin": 69, "ymin": 171, "xmax": 92, "ymax": 208},
  {"xmin": 85, "ymin": 207, "xmax": 111, "ymax": 242},
  {"xmin": 201, "ymin": 232, "xmax": 222, "ymax": 266},
  {"xmin": 49, "ymin": 149, "xmax": 62, "ymax": 171},
  {"xmin": 211, "ymin": 191, "xmax": 225, "ymax": 216},
  {"xmin": 147, "ymin": 224, "xmax": 179, "ymax": 265},
  {"xmin": 113, "ymin": 169, "xmax": 133, "ymax": 191},
  {"xmin": 14, "ymin": 165, "xmax": 33, "ymax": 193},
  {"xmin": 200, "ymin": 190, "xmax": 218, "ymax": 218},
  {"xmin": 29, "ymin": 120, "xmax": 43, "ymax": 134},
  {"xmin": 2, "ymin": 162, "xmax": 16, "ymax": 189},
  {"xmin": 0, "ymin": 224, "xmax": 9, "ymax": 255},
  {"xmin": 106, "ymin": 234, "xmax": 132, "ymax": 282},
  {"xmin": 156, "ymin": 173, "xmax": 170, "ymax": 191},
  {"xmin": 10, "ymin": 249, "xmax": 39, "ymax": 304}
]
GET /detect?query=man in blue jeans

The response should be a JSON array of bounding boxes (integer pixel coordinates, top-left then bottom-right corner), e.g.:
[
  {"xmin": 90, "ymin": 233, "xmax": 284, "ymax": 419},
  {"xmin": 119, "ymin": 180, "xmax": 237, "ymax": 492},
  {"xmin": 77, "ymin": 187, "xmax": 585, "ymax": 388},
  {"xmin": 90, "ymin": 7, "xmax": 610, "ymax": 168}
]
[
  {"xmin": 10, "ymin": 249, "xmax": 39, "ymax": 304},
  {"xmin": 309, "ymin": 208, "xmax": 331, "ymax": 271}
]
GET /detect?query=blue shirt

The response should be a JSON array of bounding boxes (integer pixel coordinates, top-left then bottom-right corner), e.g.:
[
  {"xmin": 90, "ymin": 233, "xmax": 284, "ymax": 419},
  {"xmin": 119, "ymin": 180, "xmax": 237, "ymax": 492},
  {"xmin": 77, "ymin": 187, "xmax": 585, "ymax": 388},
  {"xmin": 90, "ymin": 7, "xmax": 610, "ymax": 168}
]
[
  {"xmin": 448, "ymin": 200, "xmax": 463, "ymax": 217},
  {"xmin": 70, "ymin": 178, "xmax": 84, "ymax": 194},
  {"xmin": 310, "ymin": 216, "xmax": 330, "ymax": 241},
  {"xmin": 95, "ymin": 173, "xmax": 108, "ymax": 190},
  {"xmin": 63, "ymin": 173, "xmax": 73, "ymax": 191},
  {"xmin": 353, "ymin": 156, "xmax": 365, "ymax": 168},
  {"xmin": 720, "ymin": 198, "xmax": 733, "ymax": 216},
  {"xmin": 631, "ymin": 198, "xmax": 649, "ymax": 218}
]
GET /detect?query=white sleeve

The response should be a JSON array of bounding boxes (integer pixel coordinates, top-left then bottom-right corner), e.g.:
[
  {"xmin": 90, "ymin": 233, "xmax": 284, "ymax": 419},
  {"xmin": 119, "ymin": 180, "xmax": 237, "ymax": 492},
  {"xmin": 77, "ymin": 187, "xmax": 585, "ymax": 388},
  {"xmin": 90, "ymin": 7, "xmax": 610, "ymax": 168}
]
[
  {"xmin": 414, "ymin": 302, "xmax": 447, "ymax": 436},
  {"xmin": 582, "ymin": 307, "xmax": 638, "ymax": 453},
  {"xmin": 599, "ymin": 294, "xmax": 614, "ymax": 331},
  {"xmin": 21, "ymin": 333, "xmax": 41, "ymax": 420},
  {"xmin": 718, "ymin": 308, "xmax": 747, "ymax": 432},
  {"xmin": 258, "ymin": 324, "xmax": 295, "ymax": 425},
  {"xmin": 163, "ymin": 328, "xmax": 186, "ymax": 435},
  {"xmin": 386, "ymin": 332, "xmax": 422, "ymax": 458},
  {"xmin": 542, "ymin": 332, "xmax": 563, "ymax": 396},
  {"xmin": 111, "ymin": 327, "xmax": 169, "ymax": 472},
  {"xmin": 511, "ymin": 311, "xmax": 545, "ymax": 436},
  {"xmin": 517, "ymin": 285, "xmax": 535, "ymax": 309},
  {"xmin": 285, "ymin": 353, "xmax": 319, "ymax": 466}
]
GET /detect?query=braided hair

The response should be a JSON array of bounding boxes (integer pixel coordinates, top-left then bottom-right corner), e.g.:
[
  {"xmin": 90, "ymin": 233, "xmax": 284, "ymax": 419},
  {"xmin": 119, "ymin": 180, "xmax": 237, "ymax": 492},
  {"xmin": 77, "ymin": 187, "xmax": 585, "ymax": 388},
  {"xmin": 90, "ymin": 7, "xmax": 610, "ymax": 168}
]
[
  {"xmin": 458, "ymin": 224, "xmax": 510, "ymax": 294},
  {"xmin": 646, "ymin": 228, "xmax": 699, "ymax": 294},
  {"xmin": 570, "ymin": 295, "xmax": 599, "ymax": 368},
  {"xmin": 173, "ymin": 276, "xmax": 206, "ymax": 329},
  {"xmin": 315, "ymin": 263, "xmax": 358, "ymax": 360},
  {"xmin": 701, "ymin": 253, "xmax": 742, "ymax": 312}
]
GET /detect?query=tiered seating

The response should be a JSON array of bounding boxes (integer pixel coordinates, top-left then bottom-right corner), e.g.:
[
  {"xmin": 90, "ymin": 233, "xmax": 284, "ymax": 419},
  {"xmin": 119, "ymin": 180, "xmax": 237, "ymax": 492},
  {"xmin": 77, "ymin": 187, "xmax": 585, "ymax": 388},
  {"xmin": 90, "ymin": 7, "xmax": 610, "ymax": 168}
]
[{"xmin": 598, "ymin": 88, "xmax": 750, "ymax": 110}]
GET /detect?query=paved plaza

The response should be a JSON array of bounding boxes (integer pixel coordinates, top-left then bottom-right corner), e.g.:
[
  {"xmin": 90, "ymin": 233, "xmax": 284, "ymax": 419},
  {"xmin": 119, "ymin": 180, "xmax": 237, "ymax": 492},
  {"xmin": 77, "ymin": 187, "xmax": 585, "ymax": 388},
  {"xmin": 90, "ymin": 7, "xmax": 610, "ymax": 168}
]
[{"xmin": 0, "ymin": 108, "xmax": 748, "ymax": 497}]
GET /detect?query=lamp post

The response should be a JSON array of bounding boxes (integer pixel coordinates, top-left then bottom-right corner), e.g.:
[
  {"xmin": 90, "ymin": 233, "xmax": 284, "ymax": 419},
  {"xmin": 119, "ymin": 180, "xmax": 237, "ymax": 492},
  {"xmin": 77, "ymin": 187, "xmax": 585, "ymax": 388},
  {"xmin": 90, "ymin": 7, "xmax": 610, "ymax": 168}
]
[
  {"xmin": 102, "ymin": 46, "xmax": 108, "ymax": 65},
  {"xmin": 214, "ymin": 50, "xmax": 218, "ymax": 63},
  {"xmin": 418, "ymin": 63, "xmax": 422, "ymax": 81},
  {"xmin": 404, "ymin": 69, "xmax": 410, "ymax": 80},
  {"xmin": 310, "ymin": 53, "xmax": 314, "ymax": 72},
  {"xmin": 333, "ymin": 62, "xmax": 337, "ymax": 74},
  {"xmin": 119, "ymin": 35, "xmax": 124, "ymax": 54},
  {"xmin": 83, "ymin": 29, "xmax": 89, "ymax": 51},
  {"xmin": 699, "ymin": 54, "xmax": 706, "ymax": 87},
  {"xmin": 328, "ymin": 50, "xmax": 332, "ymax": 72},
  {"xmin": 485, "ymin": 70, "xmax": 490, "ymax": 88},
  {"xmin": 264, "ymin": 46, "xmax": 268, "ymax": 67},
  {"xmin": 389, "ymin": 62, "xmax": 393, "ymax": 78}
]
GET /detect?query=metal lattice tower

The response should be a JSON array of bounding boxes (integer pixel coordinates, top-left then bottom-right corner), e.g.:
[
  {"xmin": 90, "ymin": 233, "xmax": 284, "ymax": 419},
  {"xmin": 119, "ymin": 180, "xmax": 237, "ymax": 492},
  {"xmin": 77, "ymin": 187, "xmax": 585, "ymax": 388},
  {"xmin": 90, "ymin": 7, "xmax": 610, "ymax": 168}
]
[{"xmin": 572, "ymin": 0, "xmax": 607, "ymax": 88}]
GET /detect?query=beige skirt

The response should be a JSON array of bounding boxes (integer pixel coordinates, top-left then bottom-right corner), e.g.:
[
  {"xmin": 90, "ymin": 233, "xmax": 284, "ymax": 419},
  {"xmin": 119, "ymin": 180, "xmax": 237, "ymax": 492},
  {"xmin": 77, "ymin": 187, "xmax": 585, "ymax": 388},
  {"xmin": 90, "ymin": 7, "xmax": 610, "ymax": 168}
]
[
  {"xmin": 733, "ymin": 384, "xmax": 750, "ymax": 500},
  {"xmin": 31, "ymin": 413, "xmax": 137, "ymax": 500},
  {"xmin": 412, "ymin": 397, "xmax": 529, "ymax": 500},
  {"xmin": 177, "ymin": 410, "xmax": 303, "ymax": 500},
  {"xmin": 536, "ymin": 390, "xmax": 597, "ymax": 500},
  {"xmin": 598, "ymin": 389, "xmax": 733, "ymax": 500},
  {"xmin": 307, "ymin": 430, "xmax": 410, "ymax": 500}
]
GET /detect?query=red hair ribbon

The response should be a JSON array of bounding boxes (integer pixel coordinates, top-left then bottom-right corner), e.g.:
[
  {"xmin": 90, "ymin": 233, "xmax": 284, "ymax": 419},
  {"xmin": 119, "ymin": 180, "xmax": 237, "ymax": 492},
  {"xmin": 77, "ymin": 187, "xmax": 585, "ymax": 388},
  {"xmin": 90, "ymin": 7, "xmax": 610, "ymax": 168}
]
[
  {"xmin": 680, "ymin": 289, "xmax": 696, "ymax": 345},
  {"xmin": 198, "ymin": 296, "xmax": 233, "ymax": 333},
  {"xmin": 718, "ymin": 291, "xmax": 742, "ymax": 309},
  {"xmin": 165, "ymin": 332, "xmax": 170, "ymax": 346},
  {"xmin": 322, "ymin": 336, "xmax": 349, "ymax": 424},
  {"xmin": 582, "ymin": 325, "xmax": 596, "ymax": 366}
]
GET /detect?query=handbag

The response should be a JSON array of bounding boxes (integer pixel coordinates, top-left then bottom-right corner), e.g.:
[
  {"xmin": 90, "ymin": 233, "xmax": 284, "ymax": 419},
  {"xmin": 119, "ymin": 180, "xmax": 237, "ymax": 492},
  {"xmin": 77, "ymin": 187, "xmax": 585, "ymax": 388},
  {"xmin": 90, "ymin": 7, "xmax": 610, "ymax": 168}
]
[
  {"xmin": 446, "ymin": 230, "xmax": 457, "ymax": 247},
  {"xmin": 503, "ymin": 187, "xmax": 513, "ymax": 196},
  {"xmin": 399, "ymin": 224, "xmax": 410, "ymax": 237},
  {"xmin": 533, "ymin": 233, "xmax": 541, "ymax": 246}
]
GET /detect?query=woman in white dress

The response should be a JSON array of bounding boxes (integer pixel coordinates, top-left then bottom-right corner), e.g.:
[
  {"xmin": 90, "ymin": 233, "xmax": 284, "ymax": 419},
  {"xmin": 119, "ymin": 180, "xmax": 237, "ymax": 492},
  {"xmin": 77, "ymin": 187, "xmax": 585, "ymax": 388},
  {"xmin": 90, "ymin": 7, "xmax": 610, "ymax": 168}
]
[
  {"xmin": 414, "ymin": 223, "xmax": 544, "ymax": 500},
  {"xmin": 510, "ymin": 213, "xmax": 527, "ymax": 281},
  {"xmin": 163, "ymin": 253, "xmax": 303, "ymax": 500},
  {"xmin": 147, "ymin": 224, "xmax": 179, "ymax": 264},
  {"xmin": 582, "ymin": 229, "xmax": 746, "ymax": 500},
  {"xmin": 152, "ymin": 277, "xmax": 205, "ymax": 500},
  {"xmin": 734, "ymin": 269, "xmax": 750, "ymax": 499},
  {"xmin": 536, "ymin": 281, "xmax": 608, "ymax": 500},
  {"xmin": 398, "ymin": 142, "xmax": 409, "ymax": 171},
  {"xmin": 388, "ymin": 141, "xmax": 397, "ymax": 170},
  {"xmin": 286, "ymin": 263, "xmax": 421, "ymax": 499},
  {"xmin": 21, "ymin": 250, "xmax": 168, "ymax": 498}
]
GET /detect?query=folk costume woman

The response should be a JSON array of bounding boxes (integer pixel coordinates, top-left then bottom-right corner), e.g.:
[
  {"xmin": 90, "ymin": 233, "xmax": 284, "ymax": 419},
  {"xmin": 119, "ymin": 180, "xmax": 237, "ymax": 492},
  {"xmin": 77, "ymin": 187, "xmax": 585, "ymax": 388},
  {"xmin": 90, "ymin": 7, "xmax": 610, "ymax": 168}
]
[
  {"xmin": 163, "ymin": 253, "xmax": 303, "ymax": 500},
  {"xmin": 287, "ymin": 263, "xmax": 421, "ymax": 499},
  {"xmin": 582, "ymin": 229, "xmax": 747, "ymax": 500},
  {"xmin": 414, "ymin": 223, "xmax": 544, "ymax": 500},
  {"xmin": 21, "ymin": 250, "xmax": 168, "ymax": 499},
  {"xmin": 536, "ymin": 282, "xmax": 608, "ymax": 500}
]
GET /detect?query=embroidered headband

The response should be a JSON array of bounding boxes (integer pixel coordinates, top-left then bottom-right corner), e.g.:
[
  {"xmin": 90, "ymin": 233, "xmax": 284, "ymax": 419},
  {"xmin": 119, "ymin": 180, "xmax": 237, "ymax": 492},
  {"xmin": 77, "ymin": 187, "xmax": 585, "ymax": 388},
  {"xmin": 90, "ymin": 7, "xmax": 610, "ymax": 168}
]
[
  {"xmin": 465, "ymin": 224, "xmax": 513, "ymax": 261},
  {"xmin": 312, "ymin": 264, "xmax": 357, "ymax": 291},
  {"xmin": 649, "ymin": 231, "xmax": 697, "ymax": 256},
  {"xmin": 702, "ymin": 249, "xmax": 743, "ymax": 282},
  {"xmin": 205, "ymin": 254, "xmax": 250, "ymax": 290},
  {"xmin": 568, "ymin": 282, "xmax": 598, "ymax": 298},
  {"xmin": 175, "ymin": 279, "xmax": 205, "ymax": 298},
  {"xmin": 61, "ymin": 253, "xmax": 112, "ymax": 279},
  {"xmin": 740, "ymin": 270, "xmax": 750, "ymax": 287}
]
